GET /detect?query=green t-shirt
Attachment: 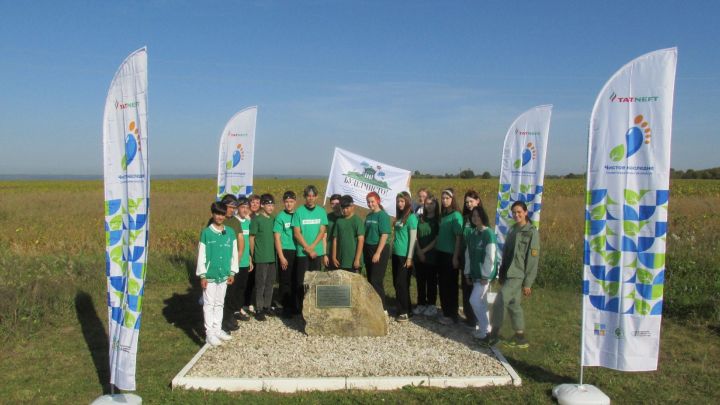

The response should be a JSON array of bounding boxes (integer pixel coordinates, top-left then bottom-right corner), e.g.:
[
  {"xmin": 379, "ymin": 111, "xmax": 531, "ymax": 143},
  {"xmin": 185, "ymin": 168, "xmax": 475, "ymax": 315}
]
[
  {"xmin": 364, "ymin": 210, "xmax": 391, "ymax": 245},
  {"xmin": 326, "ymin": 211, "xmax": 342, "ymax": 259},
  {"xmin": 436, "ymin": 211, "xmax": 463, "ymax": 254},
  {"xmin": 415, "ymin": 218, "xmax": 439, "ymax": 264},
  {"xmin": 393, "ymin": 213, "xmax": 418, "ymax": 257},
  {"xmin": 250, "ymin": 214, "xmax": 276, "ymax": 263},
  {"xmin": 332, "ymin": 214, "xmax": 365, "ymax": 269},
  {"xmin": 273, "ymin": 210, "xmax": 296, "ymax": 251},
  {"xmin": 199, "ymin": 226, "xmax": 237, "ymax": 281},
  {"xmin": 238, "ymin": 216, "xmax": 251, "ymax": 267},
  {"xmin": 466, "ymin": 227, "xmax": 498, "ymax": 280},
  {"xmin": 461, "ymin": 219, "xmax": 474, "ymax": 250},
  {"xmin": 291, "ymin": 204, "xmax": 328, "ymax": 257}
]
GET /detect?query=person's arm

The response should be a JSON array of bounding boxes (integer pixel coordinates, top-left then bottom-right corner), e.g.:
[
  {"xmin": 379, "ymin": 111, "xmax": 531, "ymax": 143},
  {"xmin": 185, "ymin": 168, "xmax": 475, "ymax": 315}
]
[
  {"xmin": 293, "ymin": 226, "xmax": 310, "ymax": 253},
  {"xmin": 523, "ymin": 228, "xmax": 541, "ymax": 294},
  {"xmin": 332, "ymin": 236, "xmax": 340, "ymax": 267},
  {"xmin": 481, "ymin": 238, "xmax": 496, "ymax": 285},
  {"xmin": 452, "ymin": 234, "xmax": 462, "ymax": 269},
  {"xmin": 354, "ymin": 235, "xmax": 364, "ymax": 270},
  {"xmin": 196, "ymin": 232, "xmax": 208, "ymax": 289},
  {"xmin": 308, "ymin": 225, "xmax": 325, "ymax": 250},
  {"xmin": 274, "ymin": 233, "xmax": 288, "ymax": 270},
  {"xmin": 373, "ymin": 233, "xmax": 388, "ymax": 263},
  {"xmin": 405, "ymin": 228, "xmax": 417, "ymax": 268},
  {"xmin": 249, "ymin": 235, "xmax": 256, "ymax": 260},
  {"xmin": 236, "ymin": 231, "xmax": 245, "ymax": 268},
  {"xmin": 231, "ymin": 237, "xmax": 239, "ymax": 274}
]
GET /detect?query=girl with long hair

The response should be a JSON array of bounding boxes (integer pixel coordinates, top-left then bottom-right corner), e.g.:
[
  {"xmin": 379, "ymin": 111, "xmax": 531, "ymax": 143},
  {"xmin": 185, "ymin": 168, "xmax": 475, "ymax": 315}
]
[
  {"xmin": 363, "ymin": 191, "xmax": 391, "ymax": 312},
  {"xmin": 391, "ymin": 191, "xmax": 417, "ymax": 322},
  {"xmin": 413, "ymin": 193, "xmax": 440, "ymax": 317},
  {"xmin": 436, "ymin": 188, "xmax": 464, "ymax": 324}
]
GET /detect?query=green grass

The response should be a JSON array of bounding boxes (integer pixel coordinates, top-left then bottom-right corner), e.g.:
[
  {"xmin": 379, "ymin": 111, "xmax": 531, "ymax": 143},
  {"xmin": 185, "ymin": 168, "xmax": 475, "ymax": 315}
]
[{"xmin": 1, "ymin": 178, "xmax": 719, "ymax": 403}]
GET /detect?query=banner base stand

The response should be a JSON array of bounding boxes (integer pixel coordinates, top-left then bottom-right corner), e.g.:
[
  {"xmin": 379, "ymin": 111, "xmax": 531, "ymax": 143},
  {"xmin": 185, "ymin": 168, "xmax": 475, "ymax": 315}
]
[
  {"xmin": 552, "ymin": 384, "xmax": 610, "ymax": 405},
  {"xmin": 91, "ymin": 393, "xmax": 142, "ymax": 405}
]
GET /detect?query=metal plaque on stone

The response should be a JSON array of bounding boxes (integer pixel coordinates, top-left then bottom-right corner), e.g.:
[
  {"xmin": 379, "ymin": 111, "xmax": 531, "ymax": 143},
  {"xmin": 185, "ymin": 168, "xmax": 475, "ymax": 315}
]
[{"xmin": 316, "ymin": 284, "xmax": 352, "ymax": 308}]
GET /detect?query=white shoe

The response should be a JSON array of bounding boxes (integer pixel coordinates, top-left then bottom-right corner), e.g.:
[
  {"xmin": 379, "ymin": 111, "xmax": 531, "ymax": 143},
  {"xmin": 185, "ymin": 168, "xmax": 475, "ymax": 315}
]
[
  {"xmin": 412, "ymin": 305, "xmax": 426, "ymax": 315},
  {"xmin": 423, "ymin": 305, "xmax": 438, "ymax": 317},
  {"xmin": 206, "ymin": 334, "xmax": 223, "ymax": 347},
  {"xmin": 217, "ymin": 330, "xmax": 232, "ymax": 341},
  {"xmin": 438, "ymin": 316, "xmax": 454, "ymax": 325}
]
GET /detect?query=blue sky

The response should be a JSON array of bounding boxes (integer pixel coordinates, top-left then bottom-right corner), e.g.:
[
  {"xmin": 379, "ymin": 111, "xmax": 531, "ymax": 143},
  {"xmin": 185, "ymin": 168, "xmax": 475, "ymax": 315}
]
[{"xmin": 0, "ymin": 1, "xmax": 718, "ymax": 176}]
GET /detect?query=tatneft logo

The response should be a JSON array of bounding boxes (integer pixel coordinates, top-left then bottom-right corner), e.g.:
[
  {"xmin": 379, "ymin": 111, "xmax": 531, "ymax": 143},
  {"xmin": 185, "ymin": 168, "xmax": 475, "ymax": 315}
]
[
  {"xmin": 609, "ymin": 92, "xmax": 659, "ymax": 103},
  {"xmin": 515, "ymin": 128, "xmax": 541, "ymax": 136},
  {"xmin": 115, "ymin": 100, "xmax": 140, "ymax": 110},
  {"xmin": 228, "ymin": 132, "xmax": 248, "ymax": 137}
]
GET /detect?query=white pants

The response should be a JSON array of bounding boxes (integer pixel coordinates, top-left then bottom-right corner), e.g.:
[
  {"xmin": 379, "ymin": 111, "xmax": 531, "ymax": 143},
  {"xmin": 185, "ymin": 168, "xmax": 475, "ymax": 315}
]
[
  {"xmin": 203, "ymin": 281, "xmax": 227, "ymax": 338},
  {"xmin": 469, "ymin": 281, "xmax": 491, "ymax": 338}
]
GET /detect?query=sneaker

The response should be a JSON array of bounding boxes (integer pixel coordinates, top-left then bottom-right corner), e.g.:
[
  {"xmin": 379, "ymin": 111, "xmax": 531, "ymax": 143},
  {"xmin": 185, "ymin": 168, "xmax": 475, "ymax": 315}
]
[
  {"xmin": 486, "ymin": 332, "xmax": 500, "ymax": 346},
  {"xmin": 412, "ymin": 305, "xmax": 427, "ymax": 316},
  {"xmin": 234, "ymin": 310, "xmax": 250, "ymax": 321},
  {"xmin": 438, "ymin": 316, "xmax": 454, "ymax": 325},
  {"xmin": 472, "ymin": 329, "xmax": 486, "ymax": 340},
  {"xmin": 222, "ymin": 321, "xmax": 239, "ymax": 332},
  {"xmin": 477, "ymin": 336, "xmax": 494, "ymax": 347},
  {"xmin": 423, "ymin": 305, "xmax": 438, "ymax": 317},
  {"xmin": 265, "ymin": 307, "xmax": 276, "ymax": 317},
  {"xmin": 505, "ymin": 333, "xmax": 529, "ymax": 349},
  {"xmin": 206, "ymin": 334, "xmax": 223, "ymax": 347},
  {"xmin": 217, "ymin": 330, "xmax": 233, "ymax": 341},
  {"xmin": 255, "ymin": 310, "xmax": 267, "ymax": 321},
  {"xmin": 396, "ymin": 314, "xmax": 409, "ymax": 323}
]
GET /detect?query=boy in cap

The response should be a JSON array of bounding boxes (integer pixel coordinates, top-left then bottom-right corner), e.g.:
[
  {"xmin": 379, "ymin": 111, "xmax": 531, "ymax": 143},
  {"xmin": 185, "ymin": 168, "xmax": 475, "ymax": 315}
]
[
  {"xmin": 227, "ymin": 196, "xmax": 253, "ymax": 320},
  {"xmin": 249, "ymin": 193, "xmax": 276, "ymax": 321},
  {"xmin": 324, "ymin": 194, "xmax": 342, "ymax": 270},
  {"xmin": 291, "ymin": 185, "xmax": 328, "ymax": 311},
  {"xmin": 274, "ymin": 190, "xmax": 298, "ymax": 317},
  {"xmin": 331, "ymin": 195, "xmax": 365, "ymax": 273}
]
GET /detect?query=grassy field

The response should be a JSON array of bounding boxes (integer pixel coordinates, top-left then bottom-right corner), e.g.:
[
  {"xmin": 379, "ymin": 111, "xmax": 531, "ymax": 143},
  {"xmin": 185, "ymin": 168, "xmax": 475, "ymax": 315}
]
[{"xmin": 0, "ymin": 178, "xmax": 718, "ymax": 403}]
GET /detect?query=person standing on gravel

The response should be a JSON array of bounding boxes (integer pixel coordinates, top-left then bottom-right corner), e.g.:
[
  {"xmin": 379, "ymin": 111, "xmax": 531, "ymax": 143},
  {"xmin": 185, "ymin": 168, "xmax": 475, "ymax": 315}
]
[
  {"xmin": 363, "ymin": 191, "xmax": 392, "ymax": 313},
  {"xmin": 250, "ymin": 194, "xmax": 277, "ymax": 321},
  {"xmin": 331, "ymin": 195, "xmax": 365, "ymax": 273},
  {"xmin": 391, "ymin": 191, "xmax": 418, "ymax": 322},
  {"xmin": 324, "ymin": 194, "xmax": 342, "ymax": 270},
  {"xmin": 436, "ymin": 188, "xmax": 463, "ymax": 325},
  {"xmin": 292, "ymin": 185, "xmax": 328, "ymax": 310},
  {"xmin": 413, "ymin": 193, "xmax": 440, "ymax": 317},
  {"xmin": 488, "ymin": 201, "xmax": 540, "ymax": 349},
  {"xmin": 274, "ymin": 190, "xmax": 299, "ymax": 317}
]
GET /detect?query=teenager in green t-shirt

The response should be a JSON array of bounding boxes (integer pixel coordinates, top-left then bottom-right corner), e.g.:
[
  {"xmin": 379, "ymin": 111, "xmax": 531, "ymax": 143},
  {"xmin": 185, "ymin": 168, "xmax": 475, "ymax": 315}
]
[
  {"xmin": 229, "ymin": 197, "xmax": 253, "ymax": 320},
  {"xmin": 291, "ymin": 185, "xmax": 327, "ymax": 310},
  {"xmin": 437, "ymin": 188, "xmax": 464, "ymax": 324},
  {"xmin": 331, "ymin": 195, "xmax": 365, "ymax": 272},
  {"xmin": 460, "ymin": 190, "xmax": 483, "ymax": 328},
  {"xmin": 324, "ymin": 194, "xmax": 342, "ymax": 270},
  {"xmin": 273, "ymin": 191, "xmax": 298, "ymax": 317},
  {"xmin": 413, "ymin": 194, "xmax": 440, "ymax": 317},
  {"xmin": 391, "ymin": 192, "xmax": 418, "ymax": 322},
  {"xmin": 463, "ymin": 205, "xmax": 498, "ymax": 344},
  {"xmin": 363, "ymin": 191, "xmax": 391, "ymax": 311},
  {"xmin": 250, "ymin": 194, "xmax": 276, "ymax": 321},
  {"xmin": 211, "ymin": 194, "xmax": 242, "ymax": 331}
]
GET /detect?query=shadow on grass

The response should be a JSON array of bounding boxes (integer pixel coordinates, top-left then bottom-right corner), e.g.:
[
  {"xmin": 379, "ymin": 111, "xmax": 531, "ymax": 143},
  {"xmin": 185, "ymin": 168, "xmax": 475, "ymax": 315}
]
[
  {"xmin": 74, "ymin": 291, "xmax": 110, "ymax": 394},
  {"xmin": 162, "ymin": 284, "xmax": 205, "ymax": 347}
]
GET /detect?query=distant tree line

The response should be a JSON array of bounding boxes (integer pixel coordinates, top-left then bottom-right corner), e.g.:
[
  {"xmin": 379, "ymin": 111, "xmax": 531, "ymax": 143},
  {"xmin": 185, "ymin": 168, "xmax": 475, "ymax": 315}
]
[{"xmin": 412, "ymin": 167, "xmax": 720, "ymax": 180}]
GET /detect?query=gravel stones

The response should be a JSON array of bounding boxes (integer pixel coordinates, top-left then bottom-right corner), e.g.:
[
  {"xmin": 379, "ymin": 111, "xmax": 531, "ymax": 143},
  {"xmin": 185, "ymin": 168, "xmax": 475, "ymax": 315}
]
[{"xmin": 187, "ymin": 315, "xmax": 509, "ymax": 379}]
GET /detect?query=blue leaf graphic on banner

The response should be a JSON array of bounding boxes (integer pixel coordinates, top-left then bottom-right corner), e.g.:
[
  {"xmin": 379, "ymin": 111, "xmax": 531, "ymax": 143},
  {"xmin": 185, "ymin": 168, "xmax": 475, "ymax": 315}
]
[
  {"xmin": 654, "ymin": 270, "xmax": 665, "ymax": 285},
  {"xmin": 107, "ymin": 230, "xmax": 122, "ymax": 246},
  {"xmin": 638, "ymin": 237, "xmax": 655, "ymax": 252},
  {"xmin": 656, "ymin": 190, "xmax": 669, "ymax": 205},
  {"xmin": 134, "ymin": 313, "xmax": 142, "ymax": 330},
  {"xmin": 526, "ymin": 193, "xmax": 535, "ymax": 202},
  {"xmin": 639, "ymin": 206, "xmax": 656, "ymax": 220},
  {"xmin": 607, "ymin": 266, "xmax": 621, "ymax": 282},
  {"xmin": 589, "ymin": 220, "xmax": 605, "ymax": 235},
  {"xmin": 107, "ymin": 199, "xmax": 122, "ymax": 216},
  {"xmin": 589, "ymin": 295, "xmax": 605, "ymax": 310},
  {"xmin": 518, "ymin": 193, "xmax": 526, "ymax": 202},
  {"xmin": 246, "ymin": 185, "xmax": 253, "ymax": 195},
  {"xmin": 128, "ymin": 214, "xmax": 147, "ymax": 230},
  {"xmin": 583, "ymin": 243, "xmax": 590, "ymax": 264},
  {"xmin": 590, "ymin": 265, "xmax": 606, "ymax": 280},
  {"xmin": 636, "ymin": 284, "xmax": 655, "ymax": 300},
  {"xmin": 500, "ymin": 184, "xmax": 511, "ymax": 192},
  {"xmin": 606, "ymin": 240, "xmax": 617, "ymax": 251},
  {"xmin": 499, "ymin": 200, "xmax": 510, "ymax": 209},
  {"xmin": 583, "ymin": 280, "xmax": 589, "ymax": 294},
  {"xmin": 655, "ymin": 222, "xmax": 668, "ymax": 237},
  {"xmin": 111, "ymin": 307, "xmax": 123, "ymax": 323},
  {"xmin": 105, "ymin": 252, "xmax": 111, "ymax": 276},
  {"xmin": 128, "ymin": 246, "xmax": 145, "ymax": 261},
  {"xmin": 606, "ymin": 298, "xmax": 619, "ymax": 312},
  {"xmin": 625, "ymin": 272, "xmax": 636, "ymax": 283},
  {"xmin": 127, "ymin": 294, "xmax": 139, "ymax": 311},
  {"xmin": 132, "ymin": 262, "xmax": 144, "ymax": 278},
  {"xmin": 110, "ymin": 276, "xmax": 125, "ymax": 292},
  {"xmin": 589, "ymin": 189, "xmax": 607, "ymax": 205},
  {"xmin": 623, "ymin": 205, "xmax": 639, "ymax": 221},
  {"xmin": 622, "ymin": 236, "xmax": 638, "ymax": 252},
  {"xmin": 651, "ymin": 301, "xmax": 663, "ymax": 315}
]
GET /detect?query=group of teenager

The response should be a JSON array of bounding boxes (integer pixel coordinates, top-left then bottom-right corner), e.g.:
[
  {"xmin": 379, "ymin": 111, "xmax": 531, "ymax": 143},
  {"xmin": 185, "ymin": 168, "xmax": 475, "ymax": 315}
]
[{"xmin": 195, "ymin": 185, "xmax": 540, "ymax": 349}]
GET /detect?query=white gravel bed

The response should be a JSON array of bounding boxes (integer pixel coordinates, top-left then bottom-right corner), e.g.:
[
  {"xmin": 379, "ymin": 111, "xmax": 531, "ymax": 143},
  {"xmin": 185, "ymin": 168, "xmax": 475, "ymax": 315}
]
[{"xmin": 187, "ymin": 315, "xmax": 509, "ymax": 378}]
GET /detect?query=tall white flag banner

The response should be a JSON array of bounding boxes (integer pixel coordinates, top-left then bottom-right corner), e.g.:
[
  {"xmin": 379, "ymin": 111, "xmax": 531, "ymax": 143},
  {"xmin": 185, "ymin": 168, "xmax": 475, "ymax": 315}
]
[
  {"xmin": 582, "ymin": 48, "xmax": 677, "ymax": 371},
  {"xmin": 103, "ymin": 47, "xmax": 149, "ymax": 390},
  {"xmin": 217, "ymin": 106, "xmax": 257, "ymax": 198},
  {"xmin": 325, "ymin": 147, "xmax": 411, "ymax": 217},
  {"xmin": 494, "ymin": 105, "xmax": 552, "ymax": 252}
]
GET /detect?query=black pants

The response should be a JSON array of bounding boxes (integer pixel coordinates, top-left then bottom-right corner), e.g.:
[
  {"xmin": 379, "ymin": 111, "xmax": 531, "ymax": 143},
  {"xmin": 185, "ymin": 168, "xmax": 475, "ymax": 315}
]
[
  {"xmin": 462, "ymin": 279, "xmax": 477, "ymax": 324},
  {"xmin": 392, "ymin": 254, "xmax": 412, "ymax": 316},
  {"xmin": 414, "ymin": 258, "xmax": 437, "ymax": 306},
  {"xmin": 296, "ymin": 255, "xmax": 323, "ymax": 311},
  {"xmin": 245, "ymin": 266, "xmax": 255, "ymax": 308},
  {"xmin": 278, "ymin": 249, "xmax": 297, "ymax": 312},
  {"xmin": 437, "ymin": 251, "xmax": 459, "ymax": 320},
  {"xmin": 231, "ymin": 266, "xmax": 250, "ymax": 309},
  {"xmin": 363, "ymin": 243, "xmax": 389, "ymax": 309}
]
